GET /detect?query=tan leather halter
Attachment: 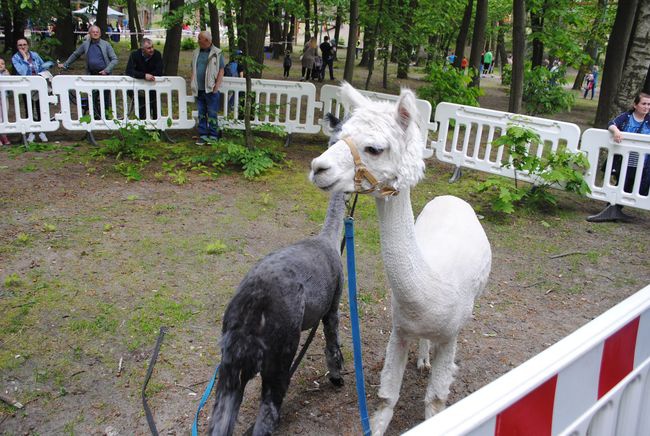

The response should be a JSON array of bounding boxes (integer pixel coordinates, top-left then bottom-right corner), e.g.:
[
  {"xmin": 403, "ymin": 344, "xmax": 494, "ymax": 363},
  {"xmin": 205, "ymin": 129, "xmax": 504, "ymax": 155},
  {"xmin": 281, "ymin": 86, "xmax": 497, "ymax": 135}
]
[{"xmin": 342, "ymin": 137, "xmax": 399, "ymax": 197}]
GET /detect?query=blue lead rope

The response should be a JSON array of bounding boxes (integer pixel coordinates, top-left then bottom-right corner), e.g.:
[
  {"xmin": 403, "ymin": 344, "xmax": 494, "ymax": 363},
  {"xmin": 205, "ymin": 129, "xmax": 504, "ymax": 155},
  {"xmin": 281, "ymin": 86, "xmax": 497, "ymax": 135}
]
[
  {"xmin": 345, "ymin": 217, "xmax": 372, "ymax": 436},
  {"xmin": 191, "ymin": 364, "xmax": 220, "ymax": 436}
]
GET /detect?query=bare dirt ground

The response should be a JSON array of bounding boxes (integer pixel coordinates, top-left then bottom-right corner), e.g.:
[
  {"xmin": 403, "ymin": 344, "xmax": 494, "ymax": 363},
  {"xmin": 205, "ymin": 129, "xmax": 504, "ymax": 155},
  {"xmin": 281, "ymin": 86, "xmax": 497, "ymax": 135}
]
[{"xmin": 1, "ymin": 68, "xmax": 649, "ymax": 435}]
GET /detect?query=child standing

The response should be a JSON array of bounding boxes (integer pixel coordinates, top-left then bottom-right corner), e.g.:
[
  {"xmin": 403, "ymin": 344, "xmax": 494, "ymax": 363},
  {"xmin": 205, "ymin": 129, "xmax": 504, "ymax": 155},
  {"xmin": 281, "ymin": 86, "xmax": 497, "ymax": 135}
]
[
  {"xmin": 283, "ymin": 50, "xmax": 292, "ymax": 78},
  {"xmin": 0, "ymin": 58, "xmax": 10, "ymax": 145}
]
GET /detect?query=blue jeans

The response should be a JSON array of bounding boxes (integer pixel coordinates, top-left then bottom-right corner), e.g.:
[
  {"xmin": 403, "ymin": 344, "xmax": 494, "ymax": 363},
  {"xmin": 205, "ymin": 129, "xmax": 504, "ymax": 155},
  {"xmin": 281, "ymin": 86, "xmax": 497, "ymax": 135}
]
[{"xmin": 197, "ymin": 90, "xmax": 220, "ymax": 138}]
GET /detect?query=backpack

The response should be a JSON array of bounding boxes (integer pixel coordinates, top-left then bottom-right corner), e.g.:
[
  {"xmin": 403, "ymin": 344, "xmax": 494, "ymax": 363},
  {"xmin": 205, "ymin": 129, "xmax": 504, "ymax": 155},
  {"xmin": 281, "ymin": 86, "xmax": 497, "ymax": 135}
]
[{"xmin": 225, "ymin": 61, "xmax": 239, "ymax": 77}]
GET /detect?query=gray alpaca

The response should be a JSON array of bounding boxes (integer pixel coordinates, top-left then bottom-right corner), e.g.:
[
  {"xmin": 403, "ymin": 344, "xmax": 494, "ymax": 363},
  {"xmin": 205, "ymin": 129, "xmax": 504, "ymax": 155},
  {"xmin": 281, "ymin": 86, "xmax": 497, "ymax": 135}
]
[{"xmin": 209, "ymin": 191, "xmax": 347, "ymax": 436}]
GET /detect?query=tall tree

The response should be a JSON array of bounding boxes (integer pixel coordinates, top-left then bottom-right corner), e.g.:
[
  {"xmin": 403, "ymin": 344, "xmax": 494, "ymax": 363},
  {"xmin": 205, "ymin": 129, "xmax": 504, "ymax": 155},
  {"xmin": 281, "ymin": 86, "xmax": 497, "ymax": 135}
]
[
  {"xmin": 208, "ymin": 0, "xmax": 221, "ymax": 48},
  {"xmin": 55, "ymin": 0, "xmax": 76, "ymax": 59},
  {"xmin": 343, "ymin": 0, "xmax": 359, "ymax": 82},
  {"xmin": 594, "ymin": 0, "xmax": 638, "ymax": 127},
  {"xmin": 95, "ymin": 0, "xmax": 109, "ymax": 37},
  {"xmin": 2, "ymin": 0, "xmax": 13, "ymax": 52},
  {"xmin": 469, "ymin": 0, "xmax": 487, "ymax": 87},
  {"xmin": 453, "ymin": 0, "xmax": 473, "ymax": 69},
  {"xmin": 333, "ymin": 6, "xmax": 342, "ymax": 60},
  {"xmin": 612, "ymin": 0, "xmax": 650, "ymax": 116},
  {"xmin": 364, "ymin": 0, "xmax": 385, "ymax": 89},
  {"xmin": 572, "ymin": 0, "xmax": 608, "ymax": 90},
  {"xmin": 127, "ymin": 0, "xmax": 140, "ymax": 50},
  {"xmin": 304, "ymin": 0, "xmax": 311, "ymax": 44},
  {"xmin": 509, "ymin": 0, "xmax": 525, "ymax": 113},
  {"xmin": 269, "ymin": 5, "xmax": 283, "ymax": 58},
  {"xmin": 162, "ymin": 0, "xmax": 184, "ymax": 75},
  {"xmin": 223, "ymin": 0, "xmax": 237, "ymax": 53},
  {"xmin": 529, "ymin": 3, "xmax": 544, "ymax": 67}
]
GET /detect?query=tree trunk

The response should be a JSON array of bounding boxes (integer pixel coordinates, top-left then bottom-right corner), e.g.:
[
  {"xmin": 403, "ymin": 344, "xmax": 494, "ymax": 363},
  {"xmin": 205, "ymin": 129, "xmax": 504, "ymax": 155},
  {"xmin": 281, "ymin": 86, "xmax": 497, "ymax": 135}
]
[
  {"xmin": 594, "ymin": 0, "xmax": 639, "ymax": 127},
  {"xmin": 344, "ymin": 0, "xmax": 359, "ymax": 83},
  {"xmin": 224, "ymin": 0, "xmax": 237, "ymax": 52},
  {"xmin": 530, "ymin": 7, "xmax": 544, "ymax": 67},
  {"xmin": 365, "ymin": 0, "xmax": 385, "ymax": 89},
  {"xmin": 645, "ymin": 63, "xmax": 650, "ymax": 92},
  {"xmin": 612, "ymin": 0, "xmax": 650, "ymax": 116},
  {"xmin": 96, "ymin": 0, "xmax": 109, "ymax": 38},
  {"xmin": 395, "ymin": 0, "xmax": 417, "ymax": 79},
  {"xmin": 269, "ymin": 6, "xmax": 283, "ymax": 59},
  {"xmin": 496, "ymin": 20, "xmax": 507, "ymax": 73},
  {"xmin": 127, "ymin": 0, "xmax": 139, "ymax": 50},
  {"xmin": 453, "ymin": 0, "xmax": 473, "ymax": 69},
  {"xmin": 303, "ymin": 0, "xmax": 311, "ymax": 45},
  {"xmin": 55, "ymin": 0, "xmax": 76, "ymax": 59},
  {"xmin": 208, "ymin": 0, "xmax": 221, "ymax": 48},
  {"xmin": 11, "ymin": 1, "xmax": 26, "ymax": 47},
  {"xmin": 333, "ymin": 7, "xmax": 342, "ymax": 60},
  {"xmin": 572, "ymin": 0, "xmax": 607, "ymax": 90},
  {"xmin": 359, "ymin": 27, "xmax": 372, "ymax": 67},
  {"xmin": 162, "ymin": 0, "xmax": 184, "ymax": 76},
  {"xmin": 469, "ymin": 0, "xmax": 487, "ymax": 87},
  {"xmin": 313, "ymin": 0, "xmax": 318, "ymax": 41},
  {"xmin": 287, "ymin": 14, "xmax": 296, "ymax": 52},
  {"xmin": 2, "ymin": 0, "xmax": 13, "ymax": 53},
  {"xmin": 382, "ymin": 43, "xmax": 389, "ymax": 89},
  {"xmin": 509, "ymin": 0, "xmax": 525, "ymax": 113}
]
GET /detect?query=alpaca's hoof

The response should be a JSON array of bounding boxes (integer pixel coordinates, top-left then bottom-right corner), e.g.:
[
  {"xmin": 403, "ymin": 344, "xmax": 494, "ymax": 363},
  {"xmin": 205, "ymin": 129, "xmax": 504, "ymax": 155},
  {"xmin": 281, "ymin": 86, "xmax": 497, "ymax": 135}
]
[
  {"xmin": 329, "ymin": 375, "xmax": 344, "ymax": 387},
  {"xmin": 424, "ymin": 399, "xmax": 447, "ymax": 419},
  {"xmin": 371, "ymin": 406, "xmax": 394, "ymax": 436},
  {"xmin": 417, "ymin": 358, "xmax": 431, "ymax": 373}
]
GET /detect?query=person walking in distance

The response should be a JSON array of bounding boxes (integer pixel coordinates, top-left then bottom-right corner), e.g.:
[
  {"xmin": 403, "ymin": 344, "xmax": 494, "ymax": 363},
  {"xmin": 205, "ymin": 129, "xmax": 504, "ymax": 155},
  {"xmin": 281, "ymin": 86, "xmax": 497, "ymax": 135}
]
[
  {"xmin": 190, "ymin": 31, "xmax": 225, "ymax": 144},
  {"xmin": 319, "ymin": 36, "xmax": 336, "ymax": 81}
]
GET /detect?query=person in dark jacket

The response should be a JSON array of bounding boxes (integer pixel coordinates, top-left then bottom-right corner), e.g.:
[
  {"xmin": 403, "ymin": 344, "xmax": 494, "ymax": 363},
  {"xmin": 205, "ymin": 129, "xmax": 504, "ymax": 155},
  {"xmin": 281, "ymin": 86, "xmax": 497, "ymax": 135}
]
[{"xmin": 125, "ymin": 38, "xmax": 164, "ymax": 119}]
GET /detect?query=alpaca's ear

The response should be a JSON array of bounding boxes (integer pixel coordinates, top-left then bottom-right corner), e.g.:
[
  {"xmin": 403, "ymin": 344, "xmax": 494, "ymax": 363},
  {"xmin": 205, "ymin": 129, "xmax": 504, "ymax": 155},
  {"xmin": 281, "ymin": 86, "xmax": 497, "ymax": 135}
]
[
  {"xmin": 395, "ymin": 88, "xmax": 418, "ymax": 131},
  {"xmin": 340, "ymin": 82, "xmax": 368, "ymax": 109},
  {"xmin": 325, "ymin": 113, "xmax": 341, "ymax": 130}
]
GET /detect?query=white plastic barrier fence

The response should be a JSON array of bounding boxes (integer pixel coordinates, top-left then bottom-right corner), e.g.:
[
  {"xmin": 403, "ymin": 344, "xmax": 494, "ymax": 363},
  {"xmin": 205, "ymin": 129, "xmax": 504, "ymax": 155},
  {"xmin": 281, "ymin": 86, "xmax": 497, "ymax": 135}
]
[
  {"xmin": 434, "ymin": 103, "xmax": 581, "ymax": 184},
  {"xmin": 580, "ymin": 128, "xmax": 650, "ymax": 211},
  {"xmin": 405, "ymin": 283, "xmax": 650, "ymax": 436},
  {"xmin": 208, "ymin": 77, "xmax": 322, "ymax": 135},
  {"xmin": 51, "ymin": 75, "xmax": 195, "ymax": 132},
  {"xmin": 0, "ymin": 75, "xmax": 59, "ymax": 135},
  {"xmin": 319, "ymin": 84, "xmax": 436, "ymax": 158}
]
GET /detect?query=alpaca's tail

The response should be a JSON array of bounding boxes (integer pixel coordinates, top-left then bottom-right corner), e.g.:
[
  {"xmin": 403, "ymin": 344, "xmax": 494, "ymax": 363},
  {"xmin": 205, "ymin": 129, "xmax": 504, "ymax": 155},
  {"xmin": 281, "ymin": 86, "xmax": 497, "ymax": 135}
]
[
  {"xmin": 208, "ymin": 330, "xmax": 265, "ymax": 436},
  {"xmin": 319, "ymin": 191, "xmax": 347, "ymax": 245}
]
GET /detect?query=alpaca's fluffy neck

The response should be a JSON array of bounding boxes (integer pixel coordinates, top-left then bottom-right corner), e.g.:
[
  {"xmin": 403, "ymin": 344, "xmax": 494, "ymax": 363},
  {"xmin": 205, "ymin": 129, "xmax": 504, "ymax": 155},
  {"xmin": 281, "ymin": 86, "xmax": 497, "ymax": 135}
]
[{"xmin": 375, "ymin": 189, "xmax": 437, "ymax": 306}]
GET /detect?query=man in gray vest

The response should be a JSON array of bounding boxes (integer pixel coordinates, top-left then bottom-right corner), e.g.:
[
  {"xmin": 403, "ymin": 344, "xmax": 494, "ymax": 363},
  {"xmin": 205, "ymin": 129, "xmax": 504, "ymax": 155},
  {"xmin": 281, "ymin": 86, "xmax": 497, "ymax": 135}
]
[{"xmin": 190, "ymin": 31, "xmax": 225, "ymax": 144}]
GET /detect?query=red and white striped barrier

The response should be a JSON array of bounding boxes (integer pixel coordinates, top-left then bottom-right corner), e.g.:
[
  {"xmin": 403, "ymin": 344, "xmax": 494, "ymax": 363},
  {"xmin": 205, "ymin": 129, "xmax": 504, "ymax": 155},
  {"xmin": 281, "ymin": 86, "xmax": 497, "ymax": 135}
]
[{"xmin": 405, "ymin": 284, "xmax": 650, "ymax": 436}]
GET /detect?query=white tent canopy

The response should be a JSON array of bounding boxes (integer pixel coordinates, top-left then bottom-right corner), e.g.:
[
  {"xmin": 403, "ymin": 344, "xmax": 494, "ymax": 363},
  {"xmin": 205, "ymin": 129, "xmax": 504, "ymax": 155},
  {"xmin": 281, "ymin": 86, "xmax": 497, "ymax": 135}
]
[{"xmin": 73, "ymin": 1, "xmax": 125, "ymax": 17}]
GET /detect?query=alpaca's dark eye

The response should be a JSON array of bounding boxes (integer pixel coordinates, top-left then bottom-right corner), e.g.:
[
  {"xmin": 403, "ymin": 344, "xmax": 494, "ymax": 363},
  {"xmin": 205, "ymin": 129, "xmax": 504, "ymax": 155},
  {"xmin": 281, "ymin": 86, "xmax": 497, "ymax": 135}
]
[{"xmin": 365, "ymin": 146, "xmax": 383, "ymax": 156}]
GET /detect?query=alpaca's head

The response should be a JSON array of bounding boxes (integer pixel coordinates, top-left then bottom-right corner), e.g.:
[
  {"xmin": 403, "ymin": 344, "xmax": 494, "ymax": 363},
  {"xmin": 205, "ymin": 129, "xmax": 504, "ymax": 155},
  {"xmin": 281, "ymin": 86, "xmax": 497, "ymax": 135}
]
[{"xmin": 310, "ymin": 83, "xmax": 425, "ymax": 196}]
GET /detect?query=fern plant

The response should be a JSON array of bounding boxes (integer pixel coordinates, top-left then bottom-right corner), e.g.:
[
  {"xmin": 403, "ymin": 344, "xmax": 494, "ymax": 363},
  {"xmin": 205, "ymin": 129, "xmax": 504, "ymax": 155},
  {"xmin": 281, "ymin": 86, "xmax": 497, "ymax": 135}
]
[{"xmin": 477, "ymin": 125, "xmax": 590, "ymax": 214}]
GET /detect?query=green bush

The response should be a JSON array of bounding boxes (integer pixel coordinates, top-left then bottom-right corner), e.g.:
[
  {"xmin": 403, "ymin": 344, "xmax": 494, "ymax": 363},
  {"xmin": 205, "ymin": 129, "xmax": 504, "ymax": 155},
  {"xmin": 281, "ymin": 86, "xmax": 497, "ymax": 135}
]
[
  {"xmin": 181, "ymin": 38, "xmax": 198, "ymax": 50},
  {"xmin": 522, "ymin": 66, "xmax": 574, "ymax": 116},
  {"xmin": 417, "ymin": 63, "xmax": 482, "ymax": 108},
  {"xmin": 477, "ymin": 124, "xmax": 590, "ymax": 214}
]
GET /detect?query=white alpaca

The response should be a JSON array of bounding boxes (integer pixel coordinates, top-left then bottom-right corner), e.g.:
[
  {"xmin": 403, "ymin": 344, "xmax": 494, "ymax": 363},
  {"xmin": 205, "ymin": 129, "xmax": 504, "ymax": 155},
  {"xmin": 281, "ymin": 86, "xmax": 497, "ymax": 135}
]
[{"xmin": 310, "ymin": 83, "xmax": 492, "ymax": 435}]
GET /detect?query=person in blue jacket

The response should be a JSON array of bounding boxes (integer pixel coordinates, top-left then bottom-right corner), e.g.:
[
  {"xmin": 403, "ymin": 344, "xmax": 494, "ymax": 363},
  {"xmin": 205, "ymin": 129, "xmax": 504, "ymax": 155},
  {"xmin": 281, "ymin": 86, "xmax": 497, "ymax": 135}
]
[{"xmin": 12, "ymin": 38, "xmax": 52, "ymax": 142}]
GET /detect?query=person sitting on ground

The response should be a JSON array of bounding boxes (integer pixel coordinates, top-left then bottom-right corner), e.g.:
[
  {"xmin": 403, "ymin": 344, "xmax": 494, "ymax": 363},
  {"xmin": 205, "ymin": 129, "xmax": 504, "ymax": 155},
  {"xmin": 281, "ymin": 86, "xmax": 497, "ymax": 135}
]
[
  {"xmin": 12, "ymin": 38, "xmax": 52, "ymax": 143},
  {"xmin": 125, "ymin": 38, "xmax": 163, "ymax": 119},
  {"xmin": 0, "ymin": 58, "xmax": 10, "ymax": 145}
]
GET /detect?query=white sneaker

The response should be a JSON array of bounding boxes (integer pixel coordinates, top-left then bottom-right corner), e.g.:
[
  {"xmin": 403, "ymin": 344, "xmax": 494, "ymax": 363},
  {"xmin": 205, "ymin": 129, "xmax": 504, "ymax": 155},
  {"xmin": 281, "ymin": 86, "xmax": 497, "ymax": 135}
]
[
  {"xmin": 38, "ymin": 133, "xmax": 48, "ymax": 142},
  {"xmin": 26, "ymin": 133, "xmax": 35, "ymax": 143}
]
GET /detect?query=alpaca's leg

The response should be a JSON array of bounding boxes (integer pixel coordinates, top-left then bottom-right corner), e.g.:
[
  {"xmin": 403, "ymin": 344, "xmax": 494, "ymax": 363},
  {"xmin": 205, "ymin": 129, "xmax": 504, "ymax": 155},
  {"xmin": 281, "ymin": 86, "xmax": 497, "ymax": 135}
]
[
  {"xmin": 252, "ymin": 332, "xmax": 299, "ymax": 436},
  {"xmin": 424, "ymin": 340, "xmax": 458, "ymax": 419},
  {"xmin": 209, "ymin": 363, "xmax": 253, "ymax": 436},
  {"xmin": 322, "ymin": 286, "xmax": 344, "ymax": 386},
  {"xmin": 371, "ymin": 329, "xmax": 409, "ymax": 436},
  {"xmin": 417, "ymin": 339, "xmax": 431, "ymax": 372}
]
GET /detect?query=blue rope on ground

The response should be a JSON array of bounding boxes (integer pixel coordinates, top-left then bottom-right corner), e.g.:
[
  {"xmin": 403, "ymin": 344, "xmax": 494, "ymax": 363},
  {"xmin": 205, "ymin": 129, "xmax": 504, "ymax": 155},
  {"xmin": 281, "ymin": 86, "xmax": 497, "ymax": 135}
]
[
  {"xmin": 344, "ymin": 217, "xmax": 372, "ymax": 436},
  {"xmin": 191, "ymin": 364, "xmax": 220, "ymax": 436}
]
